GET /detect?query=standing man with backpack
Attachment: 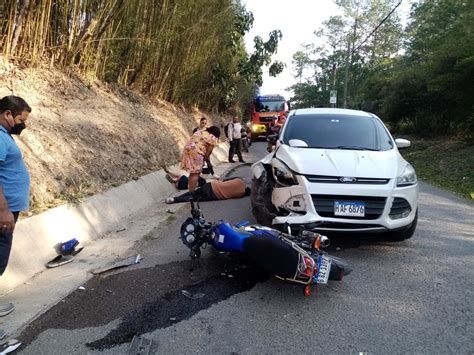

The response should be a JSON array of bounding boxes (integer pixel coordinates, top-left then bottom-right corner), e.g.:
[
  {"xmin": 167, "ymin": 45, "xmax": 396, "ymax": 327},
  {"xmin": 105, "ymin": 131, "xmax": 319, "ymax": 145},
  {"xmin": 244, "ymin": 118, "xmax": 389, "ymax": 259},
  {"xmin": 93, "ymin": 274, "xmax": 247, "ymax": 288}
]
[{"xmin": 226, "ymin": 116, "xmax": 245, "ymax": 163}]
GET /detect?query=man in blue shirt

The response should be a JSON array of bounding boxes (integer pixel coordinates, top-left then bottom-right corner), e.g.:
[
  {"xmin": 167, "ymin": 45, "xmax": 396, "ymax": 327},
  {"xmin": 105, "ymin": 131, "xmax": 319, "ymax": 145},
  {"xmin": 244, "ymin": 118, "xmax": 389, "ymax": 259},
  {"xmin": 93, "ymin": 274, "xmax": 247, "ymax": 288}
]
[{"xmin": 0, "ymin": 96, "xmax": 31, "ymax": 336}]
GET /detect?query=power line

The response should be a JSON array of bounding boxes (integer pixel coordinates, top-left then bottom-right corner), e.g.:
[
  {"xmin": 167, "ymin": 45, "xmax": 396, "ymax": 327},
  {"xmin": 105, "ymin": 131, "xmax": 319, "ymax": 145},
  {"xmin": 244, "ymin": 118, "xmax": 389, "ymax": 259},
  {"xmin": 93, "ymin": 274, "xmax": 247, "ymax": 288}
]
[{"xmin": 352, "ymin": 0, "xmax": 403, "ymax": 53}]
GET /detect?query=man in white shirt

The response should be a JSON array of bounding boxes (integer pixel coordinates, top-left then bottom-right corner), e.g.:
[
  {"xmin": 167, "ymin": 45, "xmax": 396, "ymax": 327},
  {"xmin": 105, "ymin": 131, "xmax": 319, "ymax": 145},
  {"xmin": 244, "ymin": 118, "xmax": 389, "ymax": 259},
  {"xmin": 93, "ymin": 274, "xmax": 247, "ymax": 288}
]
[{"xmin": 227, "ymin": 116, "xmax": 245, "ymax": 163}]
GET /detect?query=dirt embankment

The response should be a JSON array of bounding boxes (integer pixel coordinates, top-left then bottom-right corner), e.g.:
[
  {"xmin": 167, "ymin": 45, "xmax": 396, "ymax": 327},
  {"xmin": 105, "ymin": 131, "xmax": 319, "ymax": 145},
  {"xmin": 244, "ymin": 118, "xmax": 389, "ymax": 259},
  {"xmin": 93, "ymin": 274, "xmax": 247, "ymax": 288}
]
[{"xmin": 0, "ymin": 60, "xmax": 228, "ymax": 214}]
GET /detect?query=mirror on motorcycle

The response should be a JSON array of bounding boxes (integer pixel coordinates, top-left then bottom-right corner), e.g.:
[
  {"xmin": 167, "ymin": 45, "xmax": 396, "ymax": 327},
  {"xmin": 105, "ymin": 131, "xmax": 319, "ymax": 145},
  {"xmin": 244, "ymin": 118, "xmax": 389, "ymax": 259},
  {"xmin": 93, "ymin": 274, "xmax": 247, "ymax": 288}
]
[{"xmin": 267, "ymin": 134, "xmax": 278, "ymax": 145}]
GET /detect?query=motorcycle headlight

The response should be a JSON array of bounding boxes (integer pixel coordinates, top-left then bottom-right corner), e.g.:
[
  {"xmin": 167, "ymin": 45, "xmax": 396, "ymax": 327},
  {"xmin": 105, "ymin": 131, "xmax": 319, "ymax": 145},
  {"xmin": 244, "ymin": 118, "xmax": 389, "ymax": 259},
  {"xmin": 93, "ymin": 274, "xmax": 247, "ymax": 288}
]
[
  {"xmin": 271, "ymin": 159, "xmax": 298, "ymax": 187},
  {"xmin": 397, "ymin": 164, "xmax": 417, "ymax": 187}
]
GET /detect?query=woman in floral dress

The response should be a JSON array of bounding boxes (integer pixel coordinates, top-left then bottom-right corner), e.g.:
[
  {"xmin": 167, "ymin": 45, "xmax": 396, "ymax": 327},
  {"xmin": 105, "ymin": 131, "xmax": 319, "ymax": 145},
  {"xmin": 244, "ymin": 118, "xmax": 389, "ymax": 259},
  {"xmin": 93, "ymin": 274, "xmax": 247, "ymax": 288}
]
[{"xmin": 181, "ymin": 126, "xmax": 221, "ymax": 191}]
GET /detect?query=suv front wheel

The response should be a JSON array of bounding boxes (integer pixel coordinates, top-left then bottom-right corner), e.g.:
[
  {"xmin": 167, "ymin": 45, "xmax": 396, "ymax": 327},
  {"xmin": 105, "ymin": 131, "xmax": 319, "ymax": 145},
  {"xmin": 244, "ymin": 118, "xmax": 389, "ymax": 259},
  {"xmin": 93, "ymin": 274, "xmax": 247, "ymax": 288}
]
[{"xmin": 389, "ymin": 209, "xmax": 418, "ymax": 241}]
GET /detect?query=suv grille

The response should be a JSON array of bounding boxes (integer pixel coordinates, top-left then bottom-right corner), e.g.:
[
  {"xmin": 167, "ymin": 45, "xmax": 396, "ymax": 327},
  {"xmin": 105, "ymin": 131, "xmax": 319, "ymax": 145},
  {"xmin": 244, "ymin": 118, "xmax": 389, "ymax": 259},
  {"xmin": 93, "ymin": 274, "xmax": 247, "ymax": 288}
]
[
  {"xmin": 312, "ymin": 195, "xmax": 387, "ymax": 220},
  {"xmin": 306, "ymin": 175, "xmax": 389, "ymax": 185}
]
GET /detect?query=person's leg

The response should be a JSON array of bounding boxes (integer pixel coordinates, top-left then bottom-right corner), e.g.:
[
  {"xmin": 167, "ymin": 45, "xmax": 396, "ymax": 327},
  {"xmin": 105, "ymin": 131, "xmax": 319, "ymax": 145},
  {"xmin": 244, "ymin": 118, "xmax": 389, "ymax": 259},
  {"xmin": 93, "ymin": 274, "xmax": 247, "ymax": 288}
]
[
  {"xmin": 171, "ymin": 183, "xmax": 216, "ymax": 203},
  {"xmin": 171, "ymin": 191, "xmax": 195, "ymax": 203},
  {"xmin": 228, "ymin": 141, "xmax": 235, "ymax": 162},
  {"xmin": 0, "ymin": 213, "xmax": 18, "ymax": 276},
  {"xmin": 235, "ymin": 138, "xmax": 244, "ymax": 162},
  {"xmin": 0, "ymin": 213, "xmax": 19, "ymax": 318},
  {"xmin": 188, "ymin": 173, "xmax": 200, "ymax": 192}
]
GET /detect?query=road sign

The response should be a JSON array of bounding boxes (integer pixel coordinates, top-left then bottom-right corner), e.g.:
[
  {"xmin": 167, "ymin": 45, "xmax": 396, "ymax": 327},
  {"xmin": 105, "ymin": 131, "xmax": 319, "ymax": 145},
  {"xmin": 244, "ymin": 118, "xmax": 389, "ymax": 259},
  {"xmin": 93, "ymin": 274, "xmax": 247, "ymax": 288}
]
[{"xmin": 330, "ymin": 90, "xmax": 337, "ymax": 104}]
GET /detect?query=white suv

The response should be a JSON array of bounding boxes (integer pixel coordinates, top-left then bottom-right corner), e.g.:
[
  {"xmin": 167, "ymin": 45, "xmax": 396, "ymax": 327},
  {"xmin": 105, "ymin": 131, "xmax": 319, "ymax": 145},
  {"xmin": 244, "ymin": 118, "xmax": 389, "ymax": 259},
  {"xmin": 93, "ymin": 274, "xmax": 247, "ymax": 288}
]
[{"xmin": 251, "ymin": 108, "xmax": 419, "ymax": 240}]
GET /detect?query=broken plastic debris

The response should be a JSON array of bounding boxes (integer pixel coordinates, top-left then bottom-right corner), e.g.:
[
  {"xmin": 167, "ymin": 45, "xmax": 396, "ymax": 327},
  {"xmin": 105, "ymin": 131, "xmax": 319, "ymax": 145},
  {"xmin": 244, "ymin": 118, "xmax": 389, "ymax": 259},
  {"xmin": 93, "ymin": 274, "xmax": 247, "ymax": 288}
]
[
  {"xmin": 127, "ymin": 335, "xmax": 158, "ymax": 355},
  {"xmin": 181, "ymin": 290, "xmax": 205, "ymax": 300},
  {"xmin": 78, "ymin": 286, "xmax": 86, "ymax": 290},
  {"xmin": 92, "ymin": 255, "xmax": 142, "ymax": 275},
  {"xmin": 0, "ymin": 339, "xmax": 22, "ymax": 354}
]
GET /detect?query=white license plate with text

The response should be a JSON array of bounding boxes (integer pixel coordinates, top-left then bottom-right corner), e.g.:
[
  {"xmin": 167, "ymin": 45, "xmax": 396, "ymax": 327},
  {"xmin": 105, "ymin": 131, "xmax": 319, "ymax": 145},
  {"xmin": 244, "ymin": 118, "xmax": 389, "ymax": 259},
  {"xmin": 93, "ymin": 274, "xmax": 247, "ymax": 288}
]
[
  {"xmin": 315, "ymin": 255, "xmax": 332, "ymax": 284},
  {"xmin": 334, "ymin": 201, "xmax": 365, "ymax": 217}
]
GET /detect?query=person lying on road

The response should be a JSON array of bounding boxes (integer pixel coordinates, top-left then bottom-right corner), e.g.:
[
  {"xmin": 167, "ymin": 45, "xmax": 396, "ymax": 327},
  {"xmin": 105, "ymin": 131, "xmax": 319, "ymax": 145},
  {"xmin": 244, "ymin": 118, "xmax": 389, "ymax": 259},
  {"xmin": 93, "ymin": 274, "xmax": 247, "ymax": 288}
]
[{"xmin": 165, "ymin": 177, "xmax": 250, "ymax": 204}]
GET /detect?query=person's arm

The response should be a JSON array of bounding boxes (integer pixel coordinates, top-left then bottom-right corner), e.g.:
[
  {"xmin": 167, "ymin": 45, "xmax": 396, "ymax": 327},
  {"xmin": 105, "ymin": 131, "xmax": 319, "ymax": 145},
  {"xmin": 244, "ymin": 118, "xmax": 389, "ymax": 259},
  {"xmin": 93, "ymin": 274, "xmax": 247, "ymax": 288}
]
[
  {"xmin": 0, "ymin": 186, "xmax": 15, "ymax": 233},
  {"xmin": 227, "ymin": 123, "xmax": 233, "ymax": 141}
]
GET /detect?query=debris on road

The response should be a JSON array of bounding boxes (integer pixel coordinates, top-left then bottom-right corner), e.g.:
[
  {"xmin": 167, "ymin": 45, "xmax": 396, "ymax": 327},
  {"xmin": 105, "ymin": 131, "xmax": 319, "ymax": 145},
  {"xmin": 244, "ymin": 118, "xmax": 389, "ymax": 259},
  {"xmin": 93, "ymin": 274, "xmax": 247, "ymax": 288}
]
[
  {"xmin": 181, "ymin": 290, "xmax": 205, "ymax": 300},
  {"xmin": 45, "ymin": 238, "xmax": 84, "ymax": 268},
  {"xmin": 127, "ymin": 335, "xmax": 158, "ymax": 355},
  {"xmin": 78, "ymin": 286, "xmax": 86, "ymax": 291},
  {"xmin": 45, "ymin": 255, "xmax": 75, "ymax": 268},
  {"xmin": 116, "ymin": 228, "xmax": 127, "ymax": 232},
  {"xmin": 92, "ymin": 255, "xmax": 142, "ymax": 275},
  {"xmin": 0, "ymin": 339, "xmax": 22, "ymax": 354}
]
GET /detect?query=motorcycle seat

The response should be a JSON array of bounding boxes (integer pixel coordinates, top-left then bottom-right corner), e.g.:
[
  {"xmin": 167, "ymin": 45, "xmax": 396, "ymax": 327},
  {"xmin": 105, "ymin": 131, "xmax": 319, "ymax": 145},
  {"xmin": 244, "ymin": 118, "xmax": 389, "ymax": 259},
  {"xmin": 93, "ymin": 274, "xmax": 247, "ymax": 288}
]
[{"xmin": 243, "ymin": 234, "xmax": 299, "ymax": 279}]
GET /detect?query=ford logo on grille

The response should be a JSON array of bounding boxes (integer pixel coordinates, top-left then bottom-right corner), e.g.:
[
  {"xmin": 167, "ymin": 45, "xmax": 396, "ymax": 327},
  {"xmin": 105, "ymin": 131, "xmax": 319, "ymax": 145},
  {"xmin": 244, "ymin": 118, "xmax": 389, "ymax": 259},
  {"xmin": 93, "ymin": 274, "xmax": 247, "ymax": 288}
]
[{"xmin": 340, "ymin": 177, "xmax": 357, "ymax": 183}]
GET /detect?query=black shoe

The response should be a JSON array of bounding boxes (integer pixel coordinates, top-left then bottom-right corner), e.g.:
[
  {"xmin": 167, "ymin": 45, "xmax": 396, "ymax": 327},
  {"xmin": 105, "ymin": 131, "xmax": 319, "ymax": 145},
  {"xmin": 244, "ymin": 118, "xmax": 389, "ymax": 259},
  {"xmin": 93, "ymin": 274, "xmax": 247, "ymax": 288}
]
[
  {"xmin": 239, "ymin": 160, "xmax": 246, "ymax": 163},
  {"xmin": 229, "ymin": 160, "xmax": 235, "ymax": 163}
]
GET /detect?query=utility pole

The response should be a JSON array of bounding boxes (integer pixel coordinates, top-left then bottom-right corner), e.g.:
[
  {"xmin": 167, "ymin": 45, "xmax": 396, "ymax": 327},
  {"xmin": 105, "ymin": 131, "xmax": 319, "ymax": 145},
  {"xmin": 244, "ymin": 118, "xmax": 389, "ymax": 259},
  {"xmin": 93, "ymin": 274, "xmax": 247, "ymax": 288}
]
[{"xmin": 343, "ymin": 16, "xmax": 357, "ymax": 108}]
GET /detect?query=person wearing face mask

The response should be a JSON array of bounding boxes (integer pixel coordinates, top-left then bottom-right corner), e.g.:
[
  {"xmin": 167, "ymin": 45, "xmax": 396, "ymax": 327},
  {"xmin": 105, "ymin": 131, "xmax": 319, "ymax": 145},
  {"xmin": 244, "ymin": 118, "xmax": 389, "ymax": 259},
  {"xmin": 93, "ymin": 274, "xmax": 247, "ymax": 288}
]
[{"xmin": 0, "ymin": 95, "xmax": 31, "ymax": 337}]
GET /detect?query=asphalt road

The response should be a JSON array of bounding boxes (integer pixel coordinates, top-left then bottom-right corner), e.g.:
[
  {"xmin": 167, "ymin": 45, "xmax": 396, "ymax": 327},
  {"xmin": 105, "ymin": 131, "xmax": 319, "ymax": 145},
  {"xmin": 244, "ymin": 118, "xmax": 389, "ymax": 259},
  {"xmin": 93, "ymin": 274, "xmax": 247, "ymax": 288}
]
[{"xmin": 18, "ymin": 142, "xmax": 474, "ymax": 354}]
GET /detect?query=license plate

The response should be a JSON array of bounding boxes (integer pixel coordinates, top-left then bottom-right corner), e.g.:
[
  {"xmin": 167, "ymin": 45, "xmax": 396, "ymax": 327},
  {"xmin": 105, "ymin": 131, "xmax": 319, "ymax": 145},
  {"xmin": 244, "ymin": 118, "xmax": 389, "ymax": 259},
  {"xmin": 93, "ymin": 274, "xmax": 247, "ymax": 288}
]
[
  {"xmin": 334, "ymin": 201, "xmax": 365, "ymax": 217},
  {"xmin": 315, "ymin": 255, "xmax": 332, "ymax": 284}
]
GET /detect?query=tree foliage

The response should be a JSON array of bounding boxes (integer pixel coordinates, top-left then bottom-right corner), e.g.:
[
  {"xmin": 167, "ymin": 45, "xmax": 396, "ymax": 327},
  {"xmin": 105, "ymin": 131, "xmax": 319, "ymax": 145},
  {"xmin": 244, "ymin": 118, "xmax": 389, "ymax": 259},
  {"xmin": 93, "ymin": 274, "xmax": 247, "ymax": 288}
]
[
  {"xmin": 289, "ymin": 0, "xmax": 473, "ymax": 137},
  {"xmin": 0, "ymin": 0, "xmax": 283, "ymax": 112}
]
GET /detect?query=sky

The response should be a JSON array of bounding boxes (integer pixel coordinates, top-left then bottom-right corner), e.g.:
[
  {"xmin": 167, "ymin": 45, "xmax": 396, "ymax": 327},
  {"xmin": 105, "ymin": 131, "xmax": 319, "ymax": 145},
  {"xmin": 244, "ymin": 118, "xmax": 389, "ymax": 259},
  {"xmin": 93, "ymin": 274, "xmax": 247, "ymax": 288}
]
[{"xmin": 243, "ymin": 0, "xmax": 413, "ymax": 99}]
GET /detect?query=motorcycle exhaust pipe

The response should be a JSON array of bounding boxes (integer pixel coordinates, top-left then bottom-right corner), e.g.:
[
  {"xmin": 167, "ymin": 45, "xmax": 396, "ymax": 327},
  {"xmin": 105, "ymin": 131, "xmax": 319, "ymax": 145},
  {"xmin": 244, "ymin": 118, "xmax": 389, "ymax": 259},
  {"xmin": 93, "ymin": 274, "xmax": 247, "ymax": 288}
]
[{"xmin": 320, "ymin": 235, "xmax": 330, "ymax": 248}]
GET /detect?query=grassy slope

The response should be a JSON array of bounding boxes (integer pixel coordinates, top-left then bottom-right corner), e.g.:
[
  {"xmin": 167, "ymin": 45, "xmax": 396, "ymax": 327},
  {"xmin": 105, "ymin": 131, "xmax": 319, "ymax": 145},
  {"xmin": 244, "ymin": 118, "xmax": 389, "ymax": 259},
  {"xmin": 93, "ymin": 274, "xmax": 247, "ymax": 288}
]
[{"xmin": 400, "ymin": 136, "xmax": 473, "ymax": 199}]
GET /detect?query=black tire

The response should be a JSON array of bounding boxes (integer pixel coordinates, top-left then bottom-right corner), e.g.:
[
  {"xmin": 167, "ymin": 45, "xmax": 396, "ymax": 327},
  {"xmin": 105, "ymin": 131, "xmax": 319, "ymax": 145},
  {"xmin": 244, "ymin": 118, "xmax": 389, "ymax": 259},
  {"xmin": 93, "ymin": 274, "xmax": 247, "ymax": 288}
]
[
  {"xmin": 389, "ymin": 209, "xmax": 418, "ymax": 241},
  {"xmin": 328, "ymin": 255, "xmax": 352, "ymax": 280},
  {"xmin": 250, "ymin": 168, "xmax": 277, "ymax": 227}
]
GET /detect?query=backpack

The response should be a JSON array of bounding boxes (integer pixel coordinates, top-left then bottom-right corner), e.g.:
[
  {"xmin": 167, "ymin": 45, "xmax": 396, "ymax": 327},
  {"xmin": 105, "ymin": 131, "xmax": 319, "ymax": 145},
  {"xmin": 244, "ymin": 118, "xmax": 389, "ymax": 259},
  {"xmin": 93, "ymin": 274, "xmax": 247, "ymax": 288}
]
[{"xmin": 224, "ymin": 123, "xmax": 233, "ymax": 139}]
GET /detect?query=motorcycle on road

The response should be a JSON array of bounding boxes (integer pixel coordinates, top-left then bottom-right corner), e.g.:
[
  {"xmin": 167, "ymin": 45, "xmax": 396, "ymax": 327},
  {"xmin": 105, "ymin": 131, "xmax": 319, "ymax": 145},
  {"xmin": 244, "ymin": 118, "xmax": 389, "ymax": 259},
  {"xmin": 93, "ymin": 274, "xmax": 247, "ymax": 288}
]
[{"xmin": 180, "ymin": 199, "xmax": 352, "ymax": 296}]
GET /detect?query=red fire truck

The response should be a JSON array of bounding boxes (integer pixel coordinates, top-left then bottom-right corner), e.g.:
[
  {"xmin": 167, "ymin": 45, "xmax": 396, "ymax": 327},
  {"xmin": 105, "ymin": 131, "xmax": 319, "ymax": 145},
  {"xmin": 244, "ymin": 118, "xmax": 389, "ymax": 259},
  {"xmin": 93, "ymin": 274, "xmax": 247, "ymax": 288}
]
[{"xmin": 250, "ymin": 94, "xmax": 289, "ymax": 139}]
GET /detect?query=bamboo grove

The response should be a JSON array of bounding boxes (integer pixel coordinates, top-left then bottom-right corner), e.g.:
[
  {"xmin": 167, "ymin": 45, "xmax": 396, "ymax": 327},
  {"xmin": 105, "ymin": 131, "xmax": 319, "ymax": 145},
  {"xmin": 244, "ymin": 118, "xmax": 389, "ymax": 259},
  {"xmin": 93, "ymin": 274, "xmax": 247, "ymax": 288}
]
[{"xmin": 0, "ymin": 0, "xmax": 279, "ymax": 111}]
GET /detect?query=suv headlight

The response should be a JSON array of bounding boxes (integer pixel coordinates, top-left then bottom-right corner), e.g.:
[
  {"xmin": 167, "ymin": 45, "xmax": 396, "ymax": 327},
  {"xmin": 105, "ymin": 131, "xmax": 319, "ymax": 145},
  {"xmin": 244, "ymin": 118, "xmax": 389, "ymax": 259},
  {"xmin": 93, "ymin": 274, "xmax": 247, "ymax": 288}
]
[
  {"xmin": 397, "ymin": 164, "xmax": 417, "ymax": 187},
  {"xmin": 271, "ymin": 159, "xmax": 298, "ymax": 187}
]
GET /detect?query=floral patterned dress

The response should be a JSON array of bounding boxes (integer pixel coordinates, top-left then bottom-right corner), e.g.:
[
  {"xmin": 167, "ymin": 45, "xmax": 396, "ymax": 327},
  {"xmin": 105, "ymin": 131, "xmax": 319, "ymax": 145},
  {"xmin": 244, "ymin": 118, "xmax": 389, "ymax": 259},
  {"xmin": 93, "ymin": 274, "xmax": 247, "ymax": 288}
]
[{"xmin": 181, "ymin": 130, "xmax": 218, "ymax": 174}]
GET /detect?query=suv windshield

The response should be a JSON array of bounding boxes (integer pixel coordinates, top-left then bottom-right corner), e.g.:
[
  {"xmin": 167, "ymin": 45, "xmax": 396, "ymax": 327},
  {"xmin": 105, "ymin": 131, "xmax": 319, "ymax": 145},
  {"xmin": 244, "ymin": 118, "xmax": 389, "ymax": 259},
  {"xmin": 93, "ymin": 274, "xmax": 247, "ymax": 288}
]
[{"xmin": 282, "ymin": 114, "xmax": 393, "ymax": 151}]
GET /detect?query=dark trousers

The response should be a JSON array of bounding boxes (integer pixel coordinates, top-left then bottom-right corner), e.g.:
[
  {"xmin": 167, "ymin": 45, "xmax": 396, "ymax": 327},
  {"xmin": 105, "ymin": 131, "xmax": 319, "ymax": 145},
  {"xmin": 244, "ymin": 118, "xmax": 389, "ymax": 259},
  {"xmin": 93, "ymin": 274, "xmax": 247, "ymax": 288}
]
[
  {"xmin": 0, "ymin": 212, "xmax": 19, "ymax": 276},
  {"xmin": 173, "ymin": 183, "xmax": 218, "ymax": 203},
  {"xmin": 229, "ymin": 139, "xmax": 243, "ymax": 162}
]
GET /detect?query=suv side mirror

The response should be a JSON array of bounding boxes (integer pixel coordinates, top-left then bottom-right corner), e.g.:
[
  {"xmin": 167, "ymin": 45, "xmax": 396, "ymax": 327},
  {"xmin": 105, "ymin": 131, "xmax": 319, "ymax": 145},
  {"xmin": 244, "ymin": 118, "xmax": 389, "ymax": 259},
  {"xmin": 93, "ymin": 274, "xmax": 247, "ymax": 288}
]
[{"xmin": 395, "ymin": 138, "xmax": 411, "ymax": 149}]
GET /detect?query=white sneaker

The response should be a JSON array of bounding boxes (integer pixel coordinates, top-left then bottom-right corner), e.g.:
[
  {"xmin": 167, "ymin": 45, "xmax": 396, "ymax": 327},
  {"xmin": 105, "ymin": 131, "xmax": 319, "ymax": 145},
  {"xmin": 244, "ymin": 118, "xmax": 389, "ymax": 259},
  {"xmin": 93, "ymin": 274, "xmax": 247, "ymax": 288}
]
[
  {"xmin": 0, "ymin": 303, "xmax": 14, "ymax": 317},
  {"xmin": 165, "ymin": 197, "xmax": 174, "ymax": 204},
  {"xmin": 212, "ymin": 174, "xmax": 220, "ymax": 179}
]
